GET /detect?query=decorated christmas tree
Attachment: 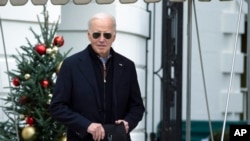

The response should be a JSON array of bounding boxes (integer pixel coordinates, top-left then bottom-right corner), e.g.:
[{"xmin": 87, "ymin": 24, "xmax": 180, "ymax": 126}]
[{"xmin": 0, "ymin": 6, "xmax": 70, "ymax": 141}]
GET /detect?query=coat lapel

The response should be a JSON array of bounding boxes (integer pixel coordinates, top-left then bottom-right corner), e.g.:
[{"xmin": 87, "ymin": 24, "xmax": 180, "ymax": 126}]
[{"xmin": 77, "ymin": 50, "xmax": 101, "ymax": 108}]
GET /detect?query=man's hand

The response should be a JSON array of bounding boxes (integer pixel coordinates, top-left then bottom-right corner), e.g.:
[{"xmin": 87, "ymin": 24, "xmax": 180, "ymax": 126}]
[
  {"xmin": 115, "ymin": 120, "xmax": 129, "ymax": 133},
  {"xmin": 87, "ymin": 123, "xmax": 105, "ymax": 141}
]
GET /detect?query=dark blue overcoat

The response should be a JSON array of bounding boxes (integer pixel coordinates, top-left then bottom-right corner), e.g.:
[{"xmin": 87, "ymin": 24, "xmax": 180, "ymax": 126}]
[{"xmin": 49, "ymin": 45, "xmax": 145, "ymax": 141}]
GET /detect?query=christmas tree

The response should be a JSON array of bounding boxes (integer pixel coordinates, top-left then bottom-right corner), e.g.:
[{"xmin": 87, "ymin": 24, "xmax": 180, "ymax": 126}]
[{"xmin": 0, "ymin": 6, "xmax": 70, "ymax": 141}]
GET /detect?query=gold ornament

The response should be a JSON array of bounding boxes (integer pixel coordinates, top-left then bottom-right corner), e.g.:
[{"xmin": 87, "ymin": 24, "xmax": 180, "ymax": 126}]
[
  {"xmin": 19, "ymin": 114, "xmax": 26, "ymax": 120},
  {"xmin": 47, "ymin": 99, "xmax": 51, "ymax": 105},
  {"xmin": 21, "ymin": 126, "xmax": 36, "ymax": 141},
  {"xmin": 48, "ymin": 93, "xmax": 53, "ymax": 98},
  {"xmin": 52, "ymin": 46, "xmax": 59, "ymax": 54},
  {"xmin": 51, "ymin": 54, "xmax": 56, "ymax": 59},
  {"xmin": 60, "ymin": 133, "xmax": 67, "ymax": 141},
  {"xmin": 24, "ymin": 74, "xmax": 30, "ymax": 80},
  {"xmin": 56, "ymin": 61, "xmax": 63, "ymax": 74},
  {"xmin": 46, "ymin": 48, "xmax": 53, "ymax": 54}
]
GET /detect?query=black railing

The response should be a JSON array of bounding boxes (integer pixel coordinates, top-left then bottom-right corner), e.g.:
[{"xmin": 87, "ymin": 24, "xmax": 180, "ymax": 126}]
[{"xmin": 161, "ymin": 0, "xmax": 183, "ymax": 140}]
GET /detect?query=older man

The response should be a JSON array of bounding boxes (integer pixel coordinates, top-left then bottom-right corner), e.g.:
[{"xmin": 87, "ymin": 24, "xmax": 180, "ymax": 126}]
[{"xmin": 49, "ymin": 13, "xmax": 145, "ymax": 141}]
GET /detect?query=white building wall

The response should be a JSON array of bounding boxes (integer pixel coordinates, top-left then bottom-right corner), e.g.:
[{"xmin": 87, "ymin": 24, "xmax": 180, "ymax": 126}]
[
  {"xmin": 182, "ymin": 0, "xmax": 247, "ymax": 121},
  {"xmin": 146, "ymin": 1, "xmax": 163, "ymax": 139}
]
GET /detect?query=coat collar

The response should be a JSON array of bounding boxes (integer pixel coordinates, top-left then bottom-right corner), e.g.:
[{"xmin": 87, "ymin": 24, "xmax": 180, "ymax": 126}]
[{"xmin": 76, "ymin": 45, "xmax": 126, "ymax": 111}]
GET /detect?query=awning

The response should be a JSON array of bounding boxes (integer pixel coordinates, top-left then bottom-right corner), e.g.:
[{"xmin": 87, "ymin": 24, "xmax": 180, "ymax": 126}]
[{"xmin": 0, "ymin": 0, "xmax": 161, "ymax": 6}]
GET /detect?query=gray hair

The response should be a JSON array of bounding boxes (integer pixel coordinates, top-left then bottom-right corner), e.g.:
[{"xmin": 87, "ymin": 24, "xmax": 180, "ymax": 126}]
[{"xmin": 88, "ymin": 13, "xmax": 116, "ymax": 31}]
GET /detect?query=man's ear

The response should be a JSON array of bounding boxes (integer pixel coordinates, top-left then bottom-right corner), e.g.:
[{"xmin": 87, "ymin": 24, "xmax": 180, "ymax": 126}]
[
  {"xmin": 87, "ymin": 31, "xmax": 91, "ymax": 40},
  {"xmin": 112, "ymin": 33, "xmax": 116, "ymax": 42}
]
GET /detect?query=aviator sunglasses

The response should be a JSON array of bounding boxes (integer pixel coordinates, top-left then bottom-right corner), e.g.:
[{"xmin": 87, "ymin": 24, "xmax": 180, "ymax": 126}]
[{"xmin": 92, "ymin": 32, "xmax": 112, "ymax": 39}]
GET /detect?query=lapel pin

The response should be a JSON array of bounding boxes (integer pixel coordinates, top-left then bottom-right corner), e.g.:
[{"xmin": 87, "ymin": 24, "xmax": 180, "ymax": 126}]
[{"xmin": 119, "ymin": 63, "xmax": 123, "ymax": 67}]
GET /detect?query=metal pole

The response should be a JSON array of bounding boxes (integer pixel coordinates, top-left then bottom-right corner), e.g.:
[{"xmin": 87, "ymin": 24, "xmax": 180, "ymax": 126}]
[
  {"xmin": 247, "ymin": 0, "xmax": 250, "ymax": 124},
  {"xmin": 186, "ymin": 0, "xmax": 192, "ymax": 141}
]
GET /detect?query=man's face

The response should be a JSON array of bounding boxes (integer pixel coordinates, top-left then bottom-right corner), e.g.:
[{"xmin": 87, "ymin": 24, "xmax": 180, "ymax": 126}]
[{"xmin": 88, "ymin": 18, "xmax": 116, "ymax": 57}]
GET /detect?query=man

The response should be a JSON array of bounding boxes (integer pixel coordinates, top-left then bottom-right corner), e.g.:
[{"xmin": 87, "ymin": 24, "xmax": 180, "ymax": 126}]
[{"xmin": 49, "ymin": 13, "xmax": 145, "ymax": 141}]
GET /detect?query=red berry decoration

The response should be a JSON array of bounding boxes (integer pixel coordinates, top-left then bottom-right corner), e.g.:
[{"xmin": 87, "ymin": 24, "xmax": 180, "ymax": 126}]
[
  {"xmin": 35, "ymin": 44, "xmax": 46, "ymax": 55},
  {"xmin": 41, "ymin": 79, "xmax": 49, "ymax": 88},
  {"xmin": 53, "ymin": 36, "xmax": 64, "ymax": 47},
  {"xmin": 12, "ymin": 77, "xmax": 20, "ymax": 86},
  {"xmin": 26, "ymin": 116, "xmax": 35, "ymax": 125}
]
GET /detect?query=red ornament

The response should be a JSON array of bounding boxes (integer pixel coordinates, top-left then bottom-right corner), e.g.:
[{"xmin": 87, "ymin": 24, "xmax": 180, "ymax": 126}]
[
  {"xmin": 12, "ymin": 77, "xmax": 20, "ymax": 86},
  {"xmin": 26, "ymin": 116, "xmax": 35, "ymax": 125},
  {"xmin": 53, "ymin": 36, "xmax": 64, "ymax": 47},
  {"xmin": 41, "ymin": 79, "xmax": 49, "ymax": 88},
  {"xmin": 35, "ymin": 44, "xmax": 46, "ymax": 55}
]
